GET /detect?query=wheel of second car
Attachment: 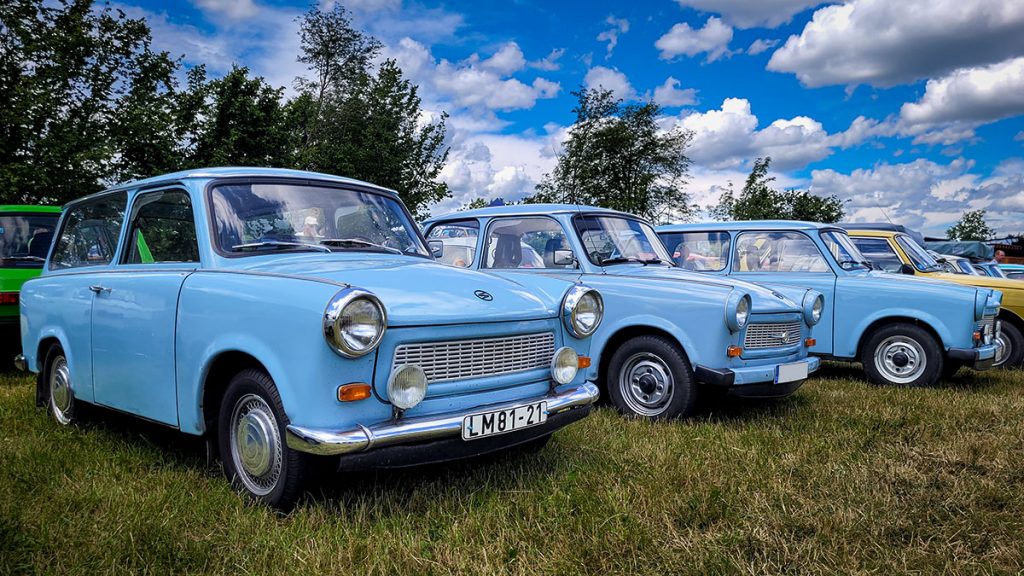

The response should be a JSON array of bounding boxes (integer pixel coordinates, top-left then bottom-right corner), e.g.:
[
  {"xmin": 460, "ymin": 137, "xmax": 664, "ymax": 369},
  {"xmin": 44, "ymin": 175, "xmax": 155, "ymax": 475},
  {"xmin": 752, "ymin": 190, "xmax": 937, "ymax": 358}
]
[
  {"xmin": 43, "ymin": 344, "xmax": 74, "ymax": 425},
  {"xmin": 606, "ymin": 335, "xmax": 697, "ymax": 419},
  {"xmin": 861, "ymin": 323, "xmax": 943, "ymax": 387},
  {"xmin": 993, "ymin": 319, "xmax": 1024, "ymax": 369},
  {"xmin": 218, "ymin": 368, "xmax": 311, "ymax": 511}
]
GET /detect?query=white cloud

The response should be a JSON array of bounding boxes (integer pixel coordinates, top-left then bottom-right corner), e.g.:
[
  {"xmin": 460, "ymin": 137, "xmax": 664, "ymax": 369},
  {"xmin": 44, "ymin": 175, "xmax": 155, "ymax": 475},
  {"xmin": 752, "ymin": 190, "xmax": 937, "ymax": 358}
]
[
  {"xmin": 673, "ymin": 0, "xmax": 830, "ymax": 29},
  {"xmin": 584, "ymin": 66, "xmax": 637, "ymax": 101},
  {"xmin": 653, "ymin": 77, "xmax": 698, "ymax": 107},
  {"xmin": 477, "ymin": 42, "xmax": 527, "ymax": 75},
  {"xmin": 900, "ymin": 56, "xmax": 1024, "ymax": 126},
  {"xmin": 746, "ymin": 38, "xmax": 779, "ymax": 56},
  {"xmin": 192, "ymin": 0, "xmax": 259, "ymax": 20},
  {"xmin": 1016, "ymin": 131, "xmax": 1024, "ymax": 142},
  {"xmin": 596, "ymin": 16, "xmax": 630, "ymax": 59},
  {"xmin": 656, "ymin": 17, "xmax": 733, "ymax": 62},
  {"xmin": 768, "ymin": 0, "xmax": 1024, "ymax": 88},
  {"xmin": 529, "ymin": 48, "xmax": 565, "ymax": 71}
]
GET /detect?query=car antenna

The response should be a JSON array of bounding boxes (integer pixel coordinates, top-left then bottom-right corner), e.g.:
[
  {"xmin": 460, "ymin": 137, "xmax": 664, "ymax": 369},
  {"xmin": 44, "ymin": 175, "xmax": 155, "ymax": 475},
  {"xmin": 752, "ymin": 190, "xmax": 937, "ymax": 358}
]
[{"xmin": 879, "ymin": 206, "xmax": 895, "ymax": 225}]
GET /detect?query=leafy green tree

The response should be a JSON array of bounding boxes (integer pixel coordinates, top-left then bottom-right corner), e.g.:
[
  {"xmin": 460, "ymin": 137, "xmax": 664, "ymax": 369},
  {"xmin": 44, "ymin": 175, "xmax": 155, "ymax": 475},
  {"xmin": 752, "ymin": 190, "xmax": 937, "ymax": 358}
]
[
  {"xmin": 460, "ymin": 198, "xmax": 490, "ymax": 211},
  {"xmin": 711, "ymin": 157, "xmax": 845, "ymax": 223},
  {"xmin": 530, "ymin": 88, "xmax": 694, "ymax": 223},
  {"xmin": 947, "ymin": 209, "xmax": 994, "ymax": 241}
]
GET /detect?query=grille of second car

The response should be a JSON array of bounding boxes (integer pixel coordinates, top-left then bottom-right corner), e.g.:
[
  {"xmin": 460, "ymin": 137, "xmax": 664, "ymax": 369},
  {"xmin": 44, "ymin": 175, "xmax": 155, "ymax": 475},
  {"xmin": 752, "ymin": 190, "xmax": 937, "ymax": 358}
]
[
  {"xmin": 392, "ymin": 332, "xmax": 556, "ymax": 383},
  {"xmin": 743, "ymin": 321, "xmax": 802, "ymax": 349}
]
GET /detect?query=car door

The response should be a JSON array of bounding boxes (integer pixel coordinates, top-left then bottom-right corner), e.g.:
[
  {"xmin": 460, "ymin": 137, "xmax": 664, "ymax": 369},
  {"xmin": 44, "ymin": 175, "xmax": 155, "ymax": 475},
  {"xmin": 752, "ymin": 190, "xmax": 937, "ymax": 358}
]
[
  {"xmin": 730, "ymin": 230, "xmax": 838, "ymax": 355},
  {"xmin": 90, "ymin": 188, "xmax": 200, "ymax": 426}
]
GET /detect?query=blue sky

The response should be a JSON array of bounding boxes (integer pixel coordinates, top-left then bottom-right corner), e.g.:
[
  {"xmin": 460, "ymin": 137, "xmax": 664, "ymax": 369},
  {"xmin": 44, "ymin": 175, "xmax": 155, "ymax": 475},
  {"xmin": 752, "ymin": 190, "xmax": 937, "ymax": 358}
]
[{"xmin": 122, "ymin": 0, "xmax": 1024, "ymax": 235}]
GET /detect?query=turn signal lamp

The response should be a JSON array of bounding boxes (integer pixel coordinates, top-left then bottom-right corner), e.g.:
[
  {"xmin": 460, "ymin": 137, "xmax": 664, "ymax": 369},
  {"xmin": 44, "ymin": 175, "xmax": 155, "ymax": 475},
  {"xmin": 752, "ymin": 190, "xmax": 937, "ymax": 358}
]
[
  {"xmin": 337, "ymin": 383, "xmax": 372, "ymax": 402},
  {"xmin": 804, "ymin": 338, "xmax": 816, "ymax": 347},
  {"xmin": 726, "ymin": 345, "xmax": 743, "ymax": 358},
  {"xmin": 577, "ymin": 356, "xmax": 592, "ymax": 369}
]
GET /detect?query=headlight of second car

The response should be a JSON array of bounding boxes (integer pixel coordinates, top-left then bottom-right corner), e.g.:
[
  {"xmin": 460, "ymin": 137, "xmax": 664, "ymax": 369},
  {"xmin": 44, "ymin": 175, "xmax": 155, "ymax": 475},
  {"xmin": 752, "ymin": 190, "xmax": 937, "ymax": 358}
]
[
  {"xmin": 324, "ymin": 288, "xmax": 387, "ymax": 357},
  {"xmin": 563, "ymin": 285, "xmax": 604, "ymax": 338},
  {"xmin": 803, "ymin": 291, "xmax": 824, "ymax": 326},
  {"xmin": 726, "ymin": 292, "xmax": 751, "ymax": 332}
]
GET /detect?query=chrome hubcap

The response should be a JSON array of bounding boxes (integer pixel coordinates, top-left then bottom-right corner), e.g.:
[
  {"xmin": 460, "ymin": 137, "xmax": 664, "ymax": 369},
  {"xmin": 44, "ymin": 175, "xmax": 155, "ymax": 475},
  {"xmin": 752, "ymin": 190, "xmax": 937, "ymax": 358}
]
[
  {"xmin": 874, "ymin": 336, "xmax": 927, "ymax": 384},
  {"xmin": 619, "ymin": 353, "xmax": 674, "ymax": 416},
  {"xmin": 49, "ymin": 356, "xmax": 73, "ymax": 425},
  {"xmin": 230, "ymin": 394, "xmax": 282, "ymax": 496},
  {"xmin": 993, "ymin": 331, "xmax": 1011, "ymax": 368}
]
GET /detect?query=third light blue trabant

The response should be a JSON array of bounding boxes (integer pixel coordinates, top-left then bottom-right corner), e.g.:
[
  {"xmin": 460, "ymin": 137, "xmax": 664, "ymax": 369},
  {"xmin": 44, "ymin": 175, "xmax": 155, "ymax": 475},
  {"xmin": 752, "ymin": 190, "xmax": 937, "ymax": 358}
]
[
  {"xmin": 656, "ymin": 221, "xmax": 1003, "ymax": 387},
  {"xmin": 424, "ymin": 205, "xmax": 823, "ymax": 419}
]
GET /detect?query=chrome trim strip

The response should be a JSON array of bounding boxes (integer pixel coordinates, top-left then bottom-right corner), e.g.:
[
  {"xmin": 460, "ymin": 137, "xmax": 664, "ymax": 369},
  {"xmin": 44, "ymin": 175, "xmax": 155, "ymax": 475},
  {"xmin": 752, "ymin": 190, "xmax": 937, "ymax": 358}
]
[{"xmin": 285, "ymin": 382, "xmax": 599, "ymax": 456}]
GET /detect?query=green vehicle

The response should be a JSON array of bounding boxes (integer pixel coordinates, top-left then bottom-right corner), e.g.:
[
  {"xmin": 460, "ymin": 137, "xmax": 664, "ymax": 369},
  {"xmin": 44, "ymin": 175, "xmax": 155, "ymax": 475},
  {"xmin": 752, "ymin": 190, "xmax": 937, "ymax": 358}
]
[{"xmin": 0, "ymin": 206, "xmax": 62, "ymax": 329}]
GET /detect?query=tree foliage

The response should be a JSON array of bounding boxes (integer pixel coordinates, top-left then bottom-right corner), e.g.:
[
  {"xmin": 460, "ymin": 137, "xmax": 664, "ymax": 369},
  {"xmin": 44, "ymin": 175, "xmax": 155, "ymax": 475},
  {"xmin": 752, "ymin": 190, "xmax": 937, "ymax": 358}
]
[
  {"xmin": 529, "ymin": 88, "xmax": 694, "ymax": 223},
  {"xmin": 711, "ymin": 157, "xmax": 845, "ymax": 223},
  {"xmin": 947, "ymin": 209, "xmax": 994, "ymax": 241}
]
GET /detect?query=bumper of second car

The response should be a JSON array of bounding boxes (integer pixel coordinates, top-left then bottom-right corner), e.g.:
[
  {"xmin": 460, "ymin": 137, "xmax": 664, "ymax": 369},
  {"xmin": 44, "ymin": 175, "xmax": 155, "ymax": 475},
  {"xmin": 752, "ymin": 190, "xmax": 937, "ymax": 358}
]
[
  {"xmin": 947, "ymin": 341, "xmax": 1001, "ymax": 372},
  {"xmin": 695, "ymin": 356, "xmax": 821, "ymax": 398}
]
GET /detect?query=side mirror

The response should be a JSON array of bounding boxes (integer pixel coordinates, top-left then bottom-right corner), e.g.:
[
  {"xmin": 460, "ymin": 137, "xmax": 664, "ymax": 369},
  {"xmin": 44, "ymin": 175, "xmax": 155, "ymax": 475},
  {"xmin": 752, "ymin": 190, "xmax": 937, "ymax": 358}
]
[
  {"xmin": 552, "ymin": 249, "xmax": 575, "ymax": 266},
  {"xmin": 427, "ymin": 240, "xmax": 444, "ymax": 258},
  {"xmin": 900, "ymin": 263, "xmax": 915, "ymax": 275}
]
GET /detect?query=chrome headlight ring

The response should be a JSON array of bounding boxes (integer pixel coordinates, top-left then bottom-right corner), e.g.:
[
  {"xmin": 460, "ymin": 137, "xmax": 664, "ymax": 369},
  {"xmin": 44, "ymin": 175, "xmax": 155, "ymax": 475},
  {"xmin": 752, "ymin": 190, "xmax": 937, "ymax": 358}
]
[
  {"xmin": 562, "ymin": 285, "xmax": 604, "ymax": 339},
  {"xmin": 803, "ymin": 291, "xmax": 825, "ymax": 326},
  {"xmin": 725, "ymin": 291, "xmax": 751, "ymax": 332},
  {"xmin": 323, "ymin": 288, "xmax": 387, "ymax": 358}
]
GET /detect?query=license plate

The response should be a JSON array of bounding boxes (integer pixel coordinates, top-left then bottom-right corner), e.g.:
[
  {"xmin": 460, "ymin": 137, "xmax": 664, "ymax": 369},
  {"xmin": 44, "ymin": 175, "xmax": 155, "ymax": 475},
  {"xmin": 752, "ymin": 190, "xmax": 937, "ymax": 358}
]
[
  {"xmin": 775, "ymin": 362, "xmax": 808, "ymax": 384},
  {"xmin": 462, "ymin": 401, "xmax": 547, "ymax": 441}
]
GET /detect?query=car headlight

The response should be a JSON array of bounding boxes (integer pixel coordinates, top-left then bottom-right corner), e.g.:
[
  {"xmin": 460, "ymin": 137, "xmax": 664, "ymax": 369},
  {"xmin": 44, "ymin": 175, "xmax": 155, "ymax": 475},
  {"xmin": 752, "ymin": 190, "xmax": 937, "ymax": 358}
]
[
  {"xmin": 323, "ymin": 288, "xmax": 387, "ymax": 358},
  {"xmin": 551, "ymin": 346, "xmax": 579, "ymax": 385},
  {"xmin": 563, "ymin": 285, "xmax": 604, "ymax": 338},
  {"xmin": 387, "ymin": 364, "xmax": 427, "ymax": 410},
  {"xmin": 726, "ymin": 292, "xmax": 751, "ymax": 332},
  {"xmin": 803, "ymin": 291, "xmax": 824, "ymax": 326}
]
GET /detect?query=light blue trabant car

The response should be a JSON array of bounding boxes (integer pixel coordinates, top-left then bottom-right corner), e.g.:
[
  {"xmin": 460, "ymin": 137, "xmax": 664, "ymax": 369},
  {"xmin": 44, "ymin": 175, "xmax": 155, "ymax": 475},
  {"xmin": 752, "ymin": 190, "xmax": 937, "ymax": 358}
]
[
  {"xmin": 423, "ymin": 205, "xmax": 822, "ymax": 420},
  {"xmin": 16, "ymin": 168, "xmax": 603, "ymax": 509},
  {"xmin": 656, "ymin": 221, "xmax": 1003, "ymax": 387}
]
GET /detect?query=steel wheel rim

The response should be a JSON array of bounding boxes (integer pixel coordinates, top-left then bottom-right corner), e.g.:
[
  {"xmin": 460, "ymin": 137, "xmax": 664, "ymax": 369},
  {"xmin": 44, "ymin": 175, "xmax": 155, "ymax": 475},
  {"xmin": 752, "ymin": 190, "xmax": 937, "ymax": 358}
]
[
  {"xmin": 229, "ymin": 394, "xmax": 283, "ymax": 497},
  {"xmin": 874, "ymin": 335, "xmax": 927, "ymax": 384},
  {"xmin": 49, "ymin": 356, "xmax": 73, "ymax": 425},
  {"xmin": 618, "ymin": 352, "xmax": 674, "ymax": 417},
  {"xmin": 993, "ymin": 331, "xmax": 1011, "ymax": 368}
]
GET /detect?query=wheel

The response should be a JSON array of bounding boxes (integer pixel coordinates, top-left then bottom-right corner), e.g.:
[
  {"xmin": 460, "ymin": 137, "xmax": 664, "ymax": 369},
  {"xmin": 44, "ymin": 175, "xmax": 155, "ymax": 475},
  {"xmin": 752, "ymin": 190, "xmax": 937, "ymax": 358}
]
[
  {"xmin": 43, "ymin": 344, "xmax": 74, "ymax": 425},
  {"xmin": 218, "ymin": 368, "xmax": 310, "ymax": 511},
  {"xmin": 606, "ymin": 335, "xmax": 698, "ymax": 419},
  {"xmin": 993, "ymin": 320, "xmax": 1024, "ymax": 369},
  {"xmin": 861, "ymin": 323, "xmax": 943, "ymax": 387}
]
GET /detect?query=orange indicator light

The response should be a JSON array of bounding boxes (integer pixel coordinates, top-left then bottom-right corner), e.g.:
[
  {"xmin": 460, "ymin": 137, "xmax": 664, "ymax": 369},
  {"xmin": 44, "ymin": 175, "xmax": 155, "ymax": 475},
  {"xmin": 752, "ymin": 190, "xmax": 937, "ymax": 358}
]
[
  {"xmin": 804, "ymin": 338, "xmax": 816, "ymax": 347},
  {"xmin": 338, "ymin": 383, "xmax": 371, "ymax": 402},
  {"xmin": 577, "ymin": 356, "xmax": 592, "ymax": 369},
  {"xmin": 727, "ymin": 345, "xmax": 743, "ymax": 358}
]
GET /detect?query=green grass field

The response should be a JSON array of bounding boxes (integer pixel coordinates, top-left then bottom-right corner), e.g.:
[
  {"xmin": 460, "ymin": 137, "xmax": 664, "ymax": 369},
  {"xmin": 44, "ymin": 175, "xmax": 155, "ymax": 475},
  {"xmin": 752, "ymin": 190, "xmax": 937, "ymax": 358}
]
[{"xmin": 2, "ymin": 364, "xmax": 1023, "ymax": 575}]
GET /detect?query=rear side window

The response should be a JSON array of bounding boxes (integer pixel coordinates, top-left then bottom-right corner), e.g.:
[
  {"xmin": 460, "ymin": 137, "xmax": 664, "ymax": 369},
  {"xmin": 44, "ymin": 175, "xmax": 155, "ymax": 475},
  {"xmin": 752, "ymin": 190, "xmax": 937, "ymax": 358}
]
[
  {"xmin": 50, "ymin": 192, "xmax": 128, "ymax": 270},
  {"xmin": 124, "ymin": 189, "xmax": 199, "ymax": 264},
  {"xmin": 0, "ymin": 212, "xmax": 60, "ymax": 269},
  {"xmin": 733, "ymin": 231, "xmax": 829, "ymax": 273},
  {"xmin": 658, "ymin": 231, "xmax": 730, "ymax": 271}
]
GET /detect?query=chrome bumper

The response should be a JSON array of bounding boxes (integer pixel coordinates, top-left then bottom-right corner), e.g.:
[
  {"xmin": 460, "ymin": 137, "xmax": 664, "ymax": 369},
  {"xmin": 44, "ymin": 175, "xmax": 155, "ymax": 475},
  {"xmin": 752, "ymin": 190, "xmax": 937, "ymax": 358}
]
[
  {"xmin": 286, "ymin": 382, "xmax": 600, "ymax": 456},
  {"xmin": 948, "ymin": 341, "xmax": 1001, "ymax": 372}
]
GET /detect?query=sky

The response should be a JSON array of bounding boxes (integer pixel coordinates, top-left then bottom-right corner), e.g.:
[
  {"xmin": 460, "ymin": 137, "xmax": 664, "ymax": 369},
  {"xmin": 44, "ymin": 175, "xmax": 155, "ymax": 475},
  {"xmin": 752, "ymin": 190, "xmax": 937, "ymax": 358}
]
[{"xmin": 119, "ymin": 0, "xmax": 1024, "ymax": 236}]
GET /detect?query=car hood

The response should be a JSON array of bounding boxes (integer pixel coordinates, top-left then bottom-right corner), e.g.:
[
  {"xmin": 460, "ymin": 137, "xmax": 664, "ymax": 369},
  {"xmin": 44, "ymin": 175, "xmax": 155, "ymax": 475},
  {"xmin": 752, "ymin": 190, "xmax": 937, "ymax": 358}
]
[
  {"xmin": 602, "ymin": 264, "xmax": 800, "ymax": 314},
  {"xmin": 237, "ymin": 255, "xmax": 564, "ymax": 327}
]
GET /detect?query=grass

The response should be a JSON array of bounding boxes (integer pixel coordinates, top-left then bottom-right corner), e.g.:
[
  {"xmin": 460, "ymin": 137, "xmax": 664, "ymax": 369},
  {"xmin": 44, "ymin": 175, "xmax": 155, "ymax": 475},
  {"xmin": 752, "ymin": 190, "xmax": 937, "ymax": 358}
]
[{"xmin": 2, "ymin": 364, "xmax": 1024, "ymax": 575}]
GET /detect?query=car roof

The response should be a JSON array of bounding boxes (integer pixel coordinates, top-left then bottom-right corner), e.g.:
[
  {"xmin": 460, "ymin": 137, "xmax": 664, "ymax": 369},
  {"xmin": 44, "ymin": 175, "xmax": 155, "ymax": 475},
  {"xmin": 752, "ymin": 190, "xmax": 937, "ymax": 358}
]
[
  {"xmin": 0, "ymin": 205, "xmax": 62, "ymax": 214},
  {"xmin": 427, "ymin": 203, "xmax": 626, "ymax": 223},
  {"xmin": 656, "ymin": 220, "xmax": 836, "ymax": 233}
]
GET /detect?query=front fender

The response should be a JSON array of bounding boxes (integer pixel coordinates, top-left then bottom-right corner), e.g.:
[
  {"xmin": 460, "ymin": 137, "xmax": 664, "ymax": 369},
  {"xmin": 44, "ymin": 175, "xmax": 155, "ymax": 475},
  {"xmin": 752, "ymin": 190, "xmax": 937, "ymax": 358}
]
[
  {"xmin": 847, "ymin": 307, "xmax": 963, "ymax": 357},
  {"xmin": 587, "ymin": 313, "xmax": 703, "ymax": 382}
]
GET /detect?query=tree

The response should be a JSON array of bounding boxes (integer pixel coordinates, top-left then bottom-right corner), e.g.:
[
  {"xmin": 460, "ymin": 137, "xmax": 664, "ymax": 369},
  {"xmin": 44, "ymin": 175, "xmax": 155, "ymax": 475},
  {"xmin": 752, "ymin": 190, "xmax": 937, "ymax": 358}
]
[
  {"xmin": 529, "ymin": 88, "xmax": 694, "ymax": 223},
  {"xmin": 711, "ymin": 157, "xmax": 845, "ymax": 222},
  {"xmin": 460, "ymin": 198, "xmax": 489, "ymax": 211},
  {"xmin": 947, "ymin": 209, "xmax": 994, "ymax": 241}
]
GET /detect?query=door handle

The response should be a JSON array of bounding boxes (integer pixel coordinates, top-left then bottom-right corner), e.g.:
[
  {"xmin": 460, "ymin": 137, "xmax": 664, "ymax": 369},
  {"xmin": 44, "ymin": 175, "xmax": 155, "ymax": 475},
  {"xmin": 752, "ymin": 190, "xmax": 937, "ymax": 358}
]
[{"xmin": 89, "ymin": 285, "xmax": 111, "ymax": 294}]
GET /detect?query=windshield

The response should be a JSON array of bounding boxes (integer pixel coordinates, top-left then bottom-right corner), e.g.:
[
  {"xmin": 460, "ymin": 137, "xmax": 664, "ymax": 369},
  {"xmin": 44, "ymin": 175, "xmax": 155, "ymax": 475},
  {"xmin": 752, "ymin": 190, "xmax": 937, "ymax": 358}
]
[
  {"xmin": 0, "ymin": 213, "xmax": 60, "ymax": 268},
  {"xmin": 895, "ymin": 234, "xmax": 942, "ymax": 272},
  {"xmin": 574, "ymin": 215, "xmax": 674, "ymax": 265},
  {"xmin": 210, "ymin": 183, "xmax": 428, "ymax": 257},
  {"xmin": 820, "ymin": 230, "xmax": 869, "ymax": 270}
]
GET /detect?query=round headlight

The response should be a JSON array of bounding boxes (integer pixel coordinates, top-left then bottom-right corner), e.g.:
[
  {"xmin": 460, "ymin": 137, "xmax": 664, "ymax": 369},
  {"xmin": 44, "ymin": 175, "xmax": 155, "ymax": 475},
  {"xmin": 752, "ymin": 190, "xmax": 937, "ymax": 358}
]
[
  {"xmin": 551, "ymin": 346, "xmax": 579, "ymax": 385},
  {"xmin": 563, "ymin": 285, "xmax": 604, "ymax": 338},
  {"xmin": 324, "ymin": 289, "xmax": 386, "ymax": 358},
  {"xmin": 812, "ymin": 294, "xmax": 824, "ymax": 323},
  {"xmin": 802, "ymin": 291, "xmax": 824, "ymax": 326},
  {"xmin": 735, "ymin": 294, "xmax": 750, "ymax": 330},
  {"xmin": 387, "ymin": 364, "xmax": 427, "ymax": 410}
]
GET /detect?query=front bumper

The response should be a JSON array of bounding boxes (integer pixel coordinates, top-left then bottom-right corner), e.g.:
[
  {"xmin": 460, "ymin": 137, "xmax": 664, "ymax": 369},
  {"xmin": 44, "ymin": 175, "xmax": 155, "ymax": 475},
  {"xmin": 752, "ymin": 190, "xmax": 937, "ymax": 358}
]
[
  {"xmin": 695, "ymin": 356, "xmax": 820, "ymax": 398},
  {"xmin": 948, "ymin": 341, "xmax": 1001, "ymax": 372},
  {"xmin": 285, "ymin": 382, "xmax": 599, "ymax": 457}
]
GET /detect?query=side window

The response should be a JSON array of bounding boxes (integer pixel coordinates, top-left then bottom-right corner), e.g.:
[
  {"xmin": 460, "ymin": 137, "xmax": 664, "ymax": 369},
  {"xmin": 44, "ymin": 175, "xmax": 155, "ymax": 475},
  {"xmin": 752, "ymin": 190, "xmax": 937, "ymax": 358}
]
[
  {"xmin": 658, "ymin": 231, "xmax": 730, "ymax": 271},
  {"xmin": 850, "ymin": 237, "xmax": 904, "ymax": 273},
  {"xmin": 124, "ymin": 189, "xmax": 199, "ymax": 264},
  {"xmin": 426, "ymin": 220, "xmax": 479, "ymax": 268},
  {"xmin": 483, "ymin": 217, "xmax": 573, "ymax": 269},
  {"xmin": 734, "ymin": 231, "xmax": 829, "ymax": 273},
  {"xmin": 49, "ymin": 192, "xmax": 128, "ymax": 269}
]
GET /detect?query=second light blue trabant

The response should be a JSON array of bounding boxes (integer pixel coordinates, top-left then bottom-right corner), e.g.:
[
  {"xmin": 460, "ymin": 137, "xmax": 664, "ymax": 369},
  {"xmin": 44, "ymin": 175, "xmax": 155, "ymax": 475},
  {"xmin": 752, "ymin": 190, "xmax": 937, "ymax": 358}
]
[
  {"xmin": 656, "ymin": 221, "xmax": 1003, "ymax": 387},
  {"xmin": 424, "ymin": 205, "xmax": 822, "ymax": 419},
  {"xmin": 17, "ymin": 168, "xmax": 603, "ymax": 510}
]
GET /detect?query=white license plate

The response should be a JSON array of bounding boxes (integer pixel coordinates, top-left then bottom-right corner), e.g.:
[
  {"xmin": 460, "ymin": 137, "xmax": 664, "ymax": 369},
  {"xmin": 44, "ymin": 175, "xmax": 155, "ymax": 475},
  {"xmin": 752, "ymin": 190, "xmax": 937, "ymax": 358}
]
[
  {"xmin": 775, "ymin": 362, "xmax": 808, "ymax": 384},
  {"xmin": 462, "ymin": 401, "xmax": 547, "ymax": 441}
]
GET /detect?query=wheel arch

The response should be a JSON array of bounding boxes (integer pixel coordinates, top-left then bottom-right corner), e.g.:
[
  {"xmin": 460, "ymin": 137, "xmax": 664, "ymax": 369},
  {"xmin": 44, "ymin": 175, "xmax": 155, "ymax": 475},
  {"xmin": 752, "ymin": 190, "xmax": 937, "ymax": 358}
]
[
  {"xmin": 855, "ymin": 316, "xmax": 944, "ymax": 358},
  {"xmin": 596, "ymin": 324, "xmax": 692, "ymax": 397},
  {"xmin": 198, "ymin": 350, "xmax": 271, "ymax": 438}
]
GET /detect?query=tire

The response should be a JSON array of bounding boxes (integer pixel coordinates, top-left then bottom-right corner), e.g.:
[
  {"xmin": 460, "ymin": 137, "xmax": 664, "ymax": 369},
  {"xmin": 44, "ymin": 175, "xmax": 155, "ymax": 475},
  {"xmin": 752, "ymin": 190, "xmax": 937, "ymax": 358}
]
[
  {"xmin": 861, "ymin": 323, "xmax": 943, "ymax": 387},
  {"xmin": 42, "ymin": 344, "xmax": 74, "ymax": 425},
  {"xmin": 994, "ymin": 319, "xmax": 1024, "ymax": 369},
  {"xmin": 218, "ymin": 368, "xmax": 310, "ymax": 511},
  {"xmin": 606, "ymin": 335, "xmax": 698, "ymax": 419}
]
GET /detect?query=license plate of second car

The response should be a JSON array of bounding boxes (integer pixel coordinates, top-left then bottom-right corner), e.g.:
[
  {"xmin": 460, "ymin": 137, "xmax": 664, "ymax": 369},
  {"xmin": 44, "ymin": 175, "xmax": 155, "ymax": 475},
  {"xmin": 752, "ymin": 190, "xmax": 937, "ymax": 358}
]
[
  {"xmin": 775, "ymin": 361, "xmax": 808, "ymax": 384},
  {"xmin": 462, "ymin": 401, "xmax": 547, "ymax": 440}
]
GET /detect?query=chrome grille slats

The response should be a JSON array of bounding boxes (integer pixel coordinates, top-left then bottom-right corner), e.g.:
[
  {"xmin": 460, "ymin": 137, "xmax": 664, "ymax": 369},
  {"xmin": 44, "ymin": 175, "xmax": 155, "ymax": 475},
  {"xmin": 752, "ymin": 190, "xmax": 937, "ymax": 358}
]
[
  {"xmin": 392, "ymin": 332, "xmax": 555, "ymax": 383},
  {"xmin": 980, "ymin": 315, "xmax": 996, "ymax": 331},
  {"xmin": 743, "ymin": 321, "xmax": 802, "ymax": 349}
]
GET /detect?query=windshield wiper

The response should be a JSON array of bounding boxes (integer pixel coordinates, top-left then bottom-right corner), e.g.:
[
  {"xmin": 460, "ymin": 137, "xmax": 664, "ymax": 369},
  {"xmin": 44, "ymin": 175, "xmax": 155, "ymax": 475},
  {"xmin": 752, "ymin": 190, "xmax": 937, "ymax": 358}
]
[
  {"xmin": 1, "ymin": 255, "xmax": 45, "ymax": 262},
  {"xmin": 231, "ymin": 241, "xmax": 331, "ymax": 253},
  {"xmin": 836, "ymin": 259, "xmax": 865, "ymax": 269},
  {"xmin": 600, "ymin": 256, "xmax": 669, "ymax": 266},
  {"xmin": 319, "ymin": 238, "xmax": 402, "ymax": 254}
]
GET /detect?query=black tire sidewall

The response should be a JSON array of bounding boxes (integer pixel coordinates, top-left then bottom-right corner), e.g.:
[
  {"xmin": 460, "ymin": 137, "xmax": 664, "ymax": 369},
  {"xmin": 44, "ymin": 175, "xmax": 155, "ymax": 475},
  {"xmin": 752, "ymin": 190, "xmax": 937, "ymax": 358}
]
[
  {"xmin": 861, "ymin": 324, "xmax": 943, "ymax": 387},
  {"xmin": 606, "ymin": 335, "xmax": 697, "ymax": 419},
  {"xmin": 997, "ymin": 320, "xmax": 1024, "ymax": 369},
  {"xmin": 42, "ymin": 343, "xmax": 71, "ymax": 423}
]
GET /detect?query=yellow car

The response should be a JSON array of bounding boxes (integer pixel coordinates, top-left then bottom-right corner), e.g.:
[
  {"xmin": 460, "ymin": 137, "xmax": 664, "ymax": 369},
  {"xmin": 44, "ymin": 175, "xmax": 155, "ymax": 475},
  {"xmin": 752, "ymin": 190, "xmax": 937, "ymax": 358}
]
[{"xmin": 846, "ymin": 228, "xmax": 1023, "ymax": 369}]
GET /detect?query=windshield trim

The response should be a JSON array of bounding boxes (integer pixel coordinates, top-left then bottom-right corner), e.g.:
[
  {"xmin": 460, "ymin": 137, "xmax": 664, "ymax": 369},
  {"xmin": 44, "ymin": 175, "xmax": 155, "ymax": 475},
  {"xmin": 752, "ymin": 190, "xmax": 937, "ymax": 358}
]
[
  {"xmin": 570, "ymin": 213, "xmax": 675, "ymax": 267},
  {"xmin": 203, "ymin": 177, "xmax": 433, "ymax": 260}
]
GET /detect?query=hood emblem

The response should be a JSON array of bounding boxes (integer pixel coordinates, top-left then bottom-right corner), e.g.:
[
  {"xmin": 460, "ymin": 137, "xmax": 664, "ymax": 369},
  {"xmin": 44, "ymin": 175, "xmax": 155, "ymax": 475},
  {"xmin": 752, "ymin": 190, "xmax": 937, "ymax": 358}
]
[
  {"xmin": 474, "ymin": 290, "xmax": 493, "ymax": 301},
  {"xmin": 770, "ymin": 331, "xmax": 790, "ymax": 341}
]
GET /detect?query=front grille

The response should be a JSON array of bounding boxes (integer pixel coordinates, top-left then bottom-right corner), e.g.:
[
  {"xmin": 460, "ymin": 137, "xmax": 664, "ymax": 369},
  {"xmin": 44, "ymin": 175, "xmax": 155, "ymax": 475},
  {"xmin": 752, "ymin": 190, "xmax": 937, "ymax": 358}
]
[
  {"xmin": 392, "ymin": 332, "xmax": 555, "ymax": 383},
  {"xmin": 979, "ymin": 315, "xmax": 997, "ymax": 344},
  {"xmin": 743, "ymin": 321, "xmax": 802, "ymax": 349}
]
